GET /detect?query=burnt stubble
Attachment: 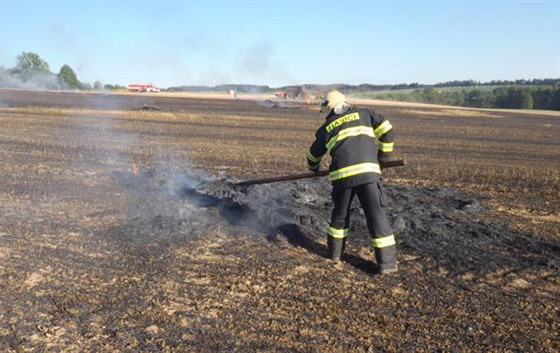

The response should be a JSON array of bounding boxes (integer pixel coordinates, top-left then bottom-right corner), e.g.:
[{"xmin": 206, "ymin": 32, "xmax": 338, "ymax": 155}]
[{"xmin": 1, "ymin": 89, "xmax": 558, "ymax": 352}]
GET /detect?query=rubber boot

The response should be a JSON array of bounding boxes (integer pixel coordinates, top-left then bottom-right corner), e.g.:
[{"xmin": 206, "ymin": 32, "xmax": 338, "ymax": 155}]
[
  {"xmin": 374, "ymin": 246, "xmax": 398, "ymax": 274},
  {"xmin": 328, "ymin": 236, "xmax": 346, "ymax": 262}
]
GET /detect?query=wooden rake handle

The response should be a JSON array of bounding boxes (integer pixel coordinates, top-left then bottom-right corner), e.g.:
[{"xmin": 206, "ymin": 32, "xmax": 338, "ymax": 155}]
[{"xmin": 234, "ymin": 159, "xmax": 406, "ymax": 187}]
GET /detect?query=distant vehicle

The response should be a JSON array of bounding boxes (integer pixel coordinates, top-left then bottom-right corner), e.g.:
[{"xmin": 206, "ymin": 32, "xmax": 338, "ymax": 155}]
[
  {"xmin": 275, "ymin": 85, "xmax": 308, "ymax": 100},
  {"xmin": 127, "ymin": 83, "xmax": 160, "ymax": 93}
]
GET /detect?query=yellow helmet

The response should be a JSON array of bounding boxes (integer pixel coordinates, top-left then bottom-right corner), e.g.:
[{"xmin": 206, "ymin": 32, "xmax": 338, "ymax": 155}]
[
  {"xmin": 326, "ymin": 90, "xmax": 346, "ymax": 108},
  {"xmin": 320, "ymin": 89, "xmax": 347, "ymax": 114}
]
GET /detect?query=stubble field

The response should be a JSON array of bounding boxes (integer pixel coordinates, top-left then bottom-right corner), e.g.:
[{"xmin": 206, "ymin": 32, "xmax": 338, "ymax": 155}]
[{"xmin": 0, "ymin": 88, "xmax": 558, "ymax": 352}]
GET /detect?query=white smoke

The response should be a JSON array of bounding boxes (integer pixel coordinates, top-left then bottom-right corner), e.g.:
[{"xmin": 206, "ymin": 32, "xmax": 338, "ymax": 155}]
[
  {"xmin": 236, "ymin": 39, "xmax": 274, "ymax": 76},
  {"xmin": 233, "ymin": 38, "xmax": 295, "ymax": 86},
  {"xmin": 0, "ymin": 67, "xmax": 60, "ymax": 89}
]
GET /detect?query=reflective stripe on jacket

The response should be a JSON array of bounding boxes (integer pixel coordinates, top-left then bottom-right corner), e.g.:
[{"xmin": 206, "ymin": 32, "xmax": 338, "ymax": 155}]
[{"xmin": 307, "ymin": 107, "xmax": 394, "ymax": 189}]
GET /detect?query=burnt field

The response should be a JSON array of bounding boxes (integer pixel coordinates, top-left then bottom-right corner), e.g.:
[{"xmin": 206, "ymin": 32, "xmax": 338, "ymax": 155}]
[{"xmin": 0, "ymin": 88, "xmax": 558, "ymax": 352}]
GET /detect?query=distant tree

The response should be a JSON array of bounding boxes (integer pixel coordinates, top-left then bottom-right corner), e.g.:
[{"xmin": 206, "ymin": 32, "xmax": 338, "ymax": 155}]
[
  {"xmin": 104, "ymin": 83, "xmax": 126, "ymax": 90},
  {"xmin": 421, "ymin": 88, "xmax": 437, "ymax": 103},
  {"xmin": 58, "ymin": 64, "xmax": 80, "ymax": 89},
  {"xmin": 530, "ymin": 87, "xmax": 559, "ymax": 110},
  {"xmin": 464, "ymin": 89, "xmax": 492, "ymax": 108},
  {"xmin": 549, "ymin": 89, "xmax": 560, "ymax": 110},
  {"xmin": 78, "ymin": 81, "xmax": 92, "ymax": 90},
  {"xmin": 518, "ymin": 89, "xmax": 534, "ymax": 109},
  {"xmin": 15, "ymin": 52, "xmax": 51, "ymax": 81},
  {"xmin": 492, "ymin": 87, "xmax": 535, "ymax": 109},
  {"xmin": 93, "ymin": 81, "xmax": 104, "ymax": 90},
  {"xmin": 449, "ymin": 91, "xmax": 465, "ymax": 106},
  {"xmin": 410, "ymin": 89, "xmax": 423, "ymax": 101},
  {"xmin": 492, "ymin": 87, "xmax": 510, "ymax": 108},
  {"xmin": 392, "ymin": 83, "xmax": 411, "ymax": 90}
]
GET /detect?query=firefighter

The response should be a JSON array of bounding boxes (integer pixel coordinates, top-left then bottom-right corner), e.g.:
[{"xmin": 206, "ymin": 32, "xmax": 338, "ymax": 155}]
[{"xmin": 307, "ymin": 90, "xmax": 398, "ymax": 274}]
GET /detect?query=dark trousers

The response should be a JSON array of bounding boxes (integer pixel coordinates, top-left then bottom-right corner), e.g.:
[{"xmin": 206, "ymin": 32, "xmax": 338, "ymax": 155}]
[{"xmin": 329, "ymin": 180, "xmax": 397, "ymax": 268}]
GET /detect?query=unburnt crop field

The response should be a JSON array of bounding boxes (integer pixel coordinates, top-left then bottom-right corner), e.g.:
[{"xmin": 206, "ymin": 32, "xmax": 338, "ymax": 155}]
[{"xmin": 0, "ymin": 88, "xmax": 558, "ymax": 352}]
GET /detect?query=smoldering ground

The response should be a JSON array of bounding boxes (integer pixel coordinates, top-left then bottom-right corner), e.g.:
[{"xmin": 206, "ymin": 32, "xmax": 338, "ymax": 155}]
[
  {"xmin": 104, "ymin": 164, "xmax": 559, "ymax": 277},
  {"xmin": 3, "ymin": 163, "xmax": 558, "ymax": 352}
]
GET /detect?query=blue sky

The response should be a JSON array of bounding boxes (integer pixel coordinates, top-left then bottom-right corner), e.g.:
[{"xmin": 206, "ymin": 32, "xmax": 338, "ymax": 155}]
[{"xmin": 1, "ymin": 0, "xmax": 559, "ymax": 88}]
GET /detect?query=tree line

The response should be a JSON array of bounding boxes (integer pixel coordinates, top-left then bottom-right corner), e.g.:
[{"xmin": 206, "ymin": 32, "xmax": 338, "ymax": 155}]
[
  {"xmin": 434, "ymin": 78, "xmax": 559, "ymax": 88},
  {"xmin": 288, "ymin": 82, "xmax": 559, "ymax": 110},
  {"xmin": 0, "ymin": 52, "xmax": 108, "ymax": 90},
  {"xmin": 369, "ymin": 86, "xmax": 559, "ymax": 110}
]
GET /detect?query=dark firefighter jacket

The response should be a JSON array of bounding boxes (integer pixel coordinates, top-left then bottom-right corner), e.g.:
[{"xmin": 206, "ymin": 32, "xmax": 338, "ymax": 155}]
[{"xmin": 307, "ymin": 106, "xmax": 394, "ymax": 189}]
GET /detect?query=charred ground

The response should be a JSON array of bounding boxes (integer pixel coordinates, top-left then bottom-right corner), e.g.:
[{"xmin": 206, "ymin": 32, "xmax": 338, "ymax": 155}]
[{"xmin": 0, "ymin": 89, "xmax": 558, "ymax": 352}]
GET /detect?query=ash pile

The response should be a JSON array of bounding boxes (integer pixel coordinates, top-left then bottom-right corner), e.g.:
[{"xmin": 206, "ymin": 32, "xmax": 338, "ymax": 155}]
[{"xmin": 110, "ymin": 166, "xmax": 559, "ymax": 275}]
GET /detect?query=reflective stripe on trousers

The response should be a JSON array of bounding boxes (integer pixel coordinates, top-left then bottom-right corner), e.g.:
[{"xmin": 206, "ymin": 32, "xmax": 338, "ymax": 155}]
[{"xmin": 328, "ymin": 226, "xmax": 349, "ymax": 239}]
